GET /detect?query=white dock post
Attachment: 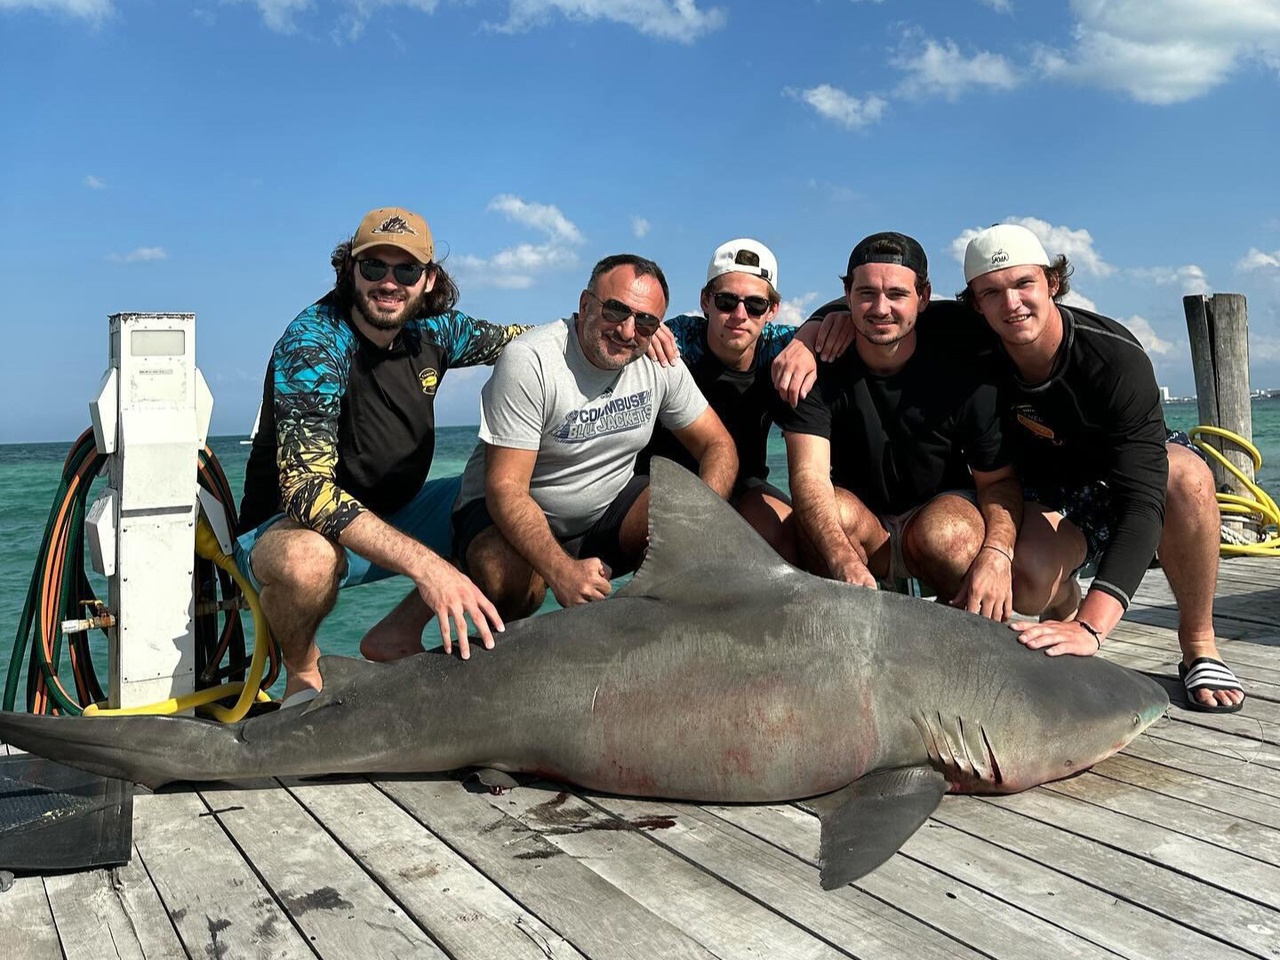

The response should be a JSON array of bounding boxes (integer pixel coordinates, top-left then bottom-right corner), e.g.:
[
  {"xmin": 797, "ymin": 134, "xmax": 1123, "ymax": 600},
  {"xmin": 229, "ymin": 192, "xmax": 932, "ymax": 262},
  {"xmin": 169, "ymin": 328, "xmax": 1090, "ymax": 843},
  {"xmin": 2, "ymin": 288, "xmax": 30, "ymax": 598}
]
[{"xmin": 88, "ymin": 313, "xmax": 214, "ymax": 709}]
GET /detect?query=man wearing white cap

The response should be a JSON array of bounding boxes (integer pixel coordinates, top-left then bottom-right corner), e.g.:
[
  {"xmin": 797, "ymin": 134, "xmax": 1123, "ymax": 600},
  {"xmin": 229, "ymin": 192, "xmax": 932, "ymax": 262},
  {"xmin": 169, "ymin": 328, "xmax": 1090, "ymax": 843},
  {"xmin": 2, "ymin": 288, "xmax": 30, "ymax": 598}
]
[
  {"xmin": 961, "ymin": 222, "xmax": 1244, "ymax": 713},
  {"xmin": 453, "ymin": 253, "xmax": 737, "ymax": 620},
  {"xmin": 236, "ymin": 206, "xmax": 528, "ymax": 703},
  {"xmin": 636, "ymin": 239, "xmax": 801, "ymax": 561},
  {"xmin": 779, "ymin": 232, "xmax": 1021, "ymax": 619}
]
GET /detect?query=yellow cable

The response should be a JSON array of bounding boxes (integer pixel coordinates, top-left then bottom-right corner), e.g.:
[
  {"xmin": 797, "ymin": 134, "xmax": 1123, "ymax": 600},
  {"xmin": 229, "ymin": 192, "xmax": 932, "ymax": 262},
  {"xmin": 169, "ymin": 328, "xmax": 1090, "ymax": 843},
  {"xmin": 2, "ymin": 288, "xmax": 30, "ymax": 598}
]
[
  {"xmin": 1188, "ymin": 425, "xmax": 1280, "ymax": 557},
  {"xmin": 83, "ymin": 518, "xmax": 276, "ymax": 721}
]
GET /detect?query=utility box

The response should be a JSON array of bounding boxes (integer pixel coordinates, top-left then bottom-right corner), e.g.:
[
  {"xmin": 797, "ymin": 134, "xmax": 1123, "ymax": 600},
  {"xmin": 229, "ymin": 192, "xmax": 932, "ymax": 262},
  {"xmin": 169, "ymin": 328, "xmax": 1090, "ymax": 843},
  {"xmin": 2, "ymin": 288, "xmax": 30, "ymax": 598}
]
[{"xmin": 88, "ymin": 313, "xmax": 213, "ymax": 709}]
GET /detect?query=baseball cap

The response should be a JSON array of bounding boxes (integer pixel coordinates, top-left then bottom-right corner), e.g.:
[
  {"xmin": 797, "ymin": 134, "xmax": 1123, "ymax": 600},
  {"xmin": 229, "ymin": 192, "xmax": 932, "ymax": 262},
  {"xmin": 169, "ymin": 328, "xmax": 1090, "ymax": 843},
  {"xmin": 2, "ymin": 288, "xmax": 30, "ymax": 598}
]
[
  {"xmin": 963, "ymin": 224, "xmax": 1050, "ymax": 283},
  {"xmin": 843, "ymin": 232, "xmax": 928, "ymax": 282},
  {"xmin": 706, "ymin": 238, "xmax": 779, "ymax": 290},
  {"xmin": 350, "ymin": 207, "xmax": 434, "ymax": 264}
]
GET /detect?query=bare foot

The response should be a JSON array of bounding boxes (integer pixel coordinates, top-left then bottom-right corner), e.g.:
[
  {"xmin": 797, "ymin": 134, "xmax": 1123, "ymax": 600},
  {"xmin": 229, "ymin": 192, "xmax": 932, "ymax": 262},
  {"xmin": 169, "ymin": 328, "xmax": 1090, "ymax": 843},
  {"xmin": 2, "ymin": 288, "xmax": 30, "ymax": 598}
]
[
  {"xmin": 360, "ymin": 587, "xmax": 431, "ymax": 663},
  {"xmin": 1040, "ymin": 576, "xmax": 1081, "ymax": 623}
]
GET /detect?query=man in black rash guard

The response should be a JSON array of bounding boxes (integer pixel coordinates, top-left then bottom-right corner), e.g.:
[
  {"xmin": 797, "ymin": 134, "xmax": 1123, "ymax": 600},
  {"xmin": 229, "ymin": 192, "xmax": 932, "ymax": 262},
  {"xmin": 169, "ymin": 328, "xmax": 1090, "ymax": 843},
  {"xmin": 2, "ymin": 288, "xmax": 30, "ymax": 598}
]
[
  {"xmin": 960, "ymin": 223, "xmax": 1244, "ymax": 713},
  {"xmin": 779, "ymin": 232, "xmax": 1022, "ymax": 620}
]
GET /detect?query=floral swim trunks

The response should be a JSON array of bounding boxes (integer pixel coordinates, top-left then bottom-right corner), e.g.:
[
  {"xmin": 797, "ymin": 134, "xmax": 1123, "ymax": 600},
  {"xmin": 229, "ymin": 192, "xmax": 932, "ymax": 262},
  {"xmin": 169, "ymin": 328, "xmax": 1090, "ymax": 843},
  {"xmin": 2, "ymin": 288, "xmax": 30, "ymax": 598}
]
[{"xmin": 1023, "ymin": 430, "xmax": 1204, "ymax": 574}]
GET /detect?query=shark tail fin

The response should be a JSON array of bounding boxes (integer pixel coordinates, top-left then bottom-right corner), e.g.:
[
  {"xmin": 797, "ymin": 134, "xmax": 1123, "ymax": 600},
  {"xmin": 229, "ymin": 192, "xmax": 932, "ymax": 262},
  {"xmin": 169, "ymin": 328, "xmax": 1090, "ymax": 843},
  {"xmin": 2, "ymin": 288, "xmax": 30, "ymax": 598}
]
[{"xmin": 0, "ymin": 711, "xmax": 243, "ymax": 790}]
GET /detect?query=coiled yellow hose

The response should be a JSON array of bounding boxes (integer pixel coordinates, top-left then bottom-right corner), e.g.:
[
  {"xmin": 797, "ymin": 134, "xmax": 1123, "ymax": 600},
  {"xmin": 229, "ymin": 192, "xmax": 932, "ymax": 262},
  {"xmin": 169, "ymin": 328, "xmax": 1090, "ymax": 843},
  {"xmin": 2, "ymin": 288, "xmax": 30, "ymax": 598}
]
[
  {"xmin": 1189, "ymin": 425, "xmax": 1280, "ymax": 557},
  {"xmin": 82, "ymin": 518, "xmax": 274, "ymax": 721}
]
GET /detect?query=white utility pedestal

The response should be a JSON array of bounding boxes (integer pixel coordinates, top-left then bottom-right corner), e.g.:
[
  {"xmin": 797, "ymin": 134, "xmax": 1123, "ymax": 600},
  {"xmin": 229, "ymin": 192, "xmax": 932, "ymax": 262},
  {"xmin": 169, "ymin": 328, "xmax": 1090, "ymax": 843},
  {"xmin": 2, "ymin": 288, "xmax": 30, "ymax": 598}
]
[{"xmin": 87, "ymin": 313, "xmax": 213, "ymax": 709}]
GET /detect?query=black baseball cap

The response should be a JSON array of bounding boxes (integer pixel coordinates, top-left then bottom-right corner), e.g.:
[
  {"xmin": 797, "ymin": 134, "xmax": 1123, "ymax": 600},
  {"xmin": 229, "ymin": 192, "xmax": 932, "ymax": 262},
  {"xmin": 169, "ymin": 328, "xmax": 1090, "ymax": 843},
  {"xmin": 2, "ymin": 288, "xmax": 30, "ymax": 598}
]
[{"xmin": 842, "ymin": 232, "xmax": 928, "ymax": 284}]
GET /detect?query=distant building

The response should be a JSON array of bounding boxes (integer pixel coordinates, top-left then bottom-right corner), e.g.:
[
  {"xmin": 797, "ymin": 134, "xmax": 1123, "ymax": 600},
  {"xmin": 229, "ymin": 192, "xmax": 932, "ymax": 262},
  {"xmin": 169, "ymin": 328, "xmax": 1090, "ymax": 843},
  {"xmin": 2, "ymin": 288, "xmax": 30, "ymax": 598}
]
[{"xmin": 1159, "ymin": 385, "xmax": 1172, "ymax": 402}]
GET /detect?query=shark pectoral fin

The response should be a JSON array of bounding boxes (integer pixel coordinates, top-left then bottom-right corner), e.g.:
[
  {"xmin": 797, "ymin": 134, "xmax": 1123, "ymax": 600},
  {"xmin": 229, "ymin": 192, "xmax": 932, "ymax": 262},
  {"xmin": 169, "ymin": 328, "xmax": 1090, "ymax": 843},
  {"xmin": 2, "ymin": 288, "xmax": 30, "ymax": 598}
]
[
  {"xmin": 802, "ymin": 765, "xmax": 948, "ymax": 890},
  {"xmin": 468, "ymin": 768, "xmax": 526, "ymax": 795}
]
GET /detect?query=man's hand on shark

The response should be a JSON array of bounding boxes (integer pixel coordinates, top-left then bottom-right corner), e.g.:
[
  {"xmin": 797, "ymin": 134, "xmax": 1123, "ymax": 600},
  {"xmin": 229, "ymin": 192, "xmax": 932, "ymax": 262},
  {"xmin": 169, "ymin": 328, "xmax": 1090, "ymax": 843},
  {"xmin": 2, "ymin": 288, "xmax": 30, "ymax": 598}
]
[
  {"xmin": 1010, "ymin": 618, "xmax": 1100, "ymax": 657},
  {"xmin": 951, "ymin": 550, "xmax": 1014, "ymax": 622},
  {"xmin": 417, "ymin": 562, "xmax": 504, "ymax": 659},
  {"xmin": 549, "ymin": 557, "xmax": 613, "ymax": 608}
]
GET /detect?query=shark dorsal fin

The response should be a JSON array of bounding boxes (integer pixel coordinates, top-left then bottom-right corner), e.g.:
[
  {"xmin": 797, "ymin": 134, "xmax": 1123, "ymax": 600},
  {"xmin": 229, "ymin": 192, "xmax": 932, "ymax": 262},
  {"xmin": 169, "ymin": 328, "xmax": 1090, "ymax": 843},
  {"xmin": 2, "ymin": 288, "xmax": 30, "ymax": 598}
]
[{"xmin": 617, "ymin": 457, "xmax": 800, "ymax": 602}]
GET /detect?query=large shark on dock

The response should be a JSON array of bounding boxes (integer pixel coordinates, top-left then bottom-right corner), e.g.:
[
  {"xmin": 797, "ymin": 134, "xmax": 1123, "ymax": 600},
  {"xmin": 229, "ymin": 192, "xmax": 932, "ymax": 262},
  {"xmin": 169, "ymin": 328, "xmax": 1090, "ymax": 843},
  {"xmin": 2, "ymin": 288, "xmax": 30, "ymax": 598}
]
[{"xmin": 0, "ymin": 459, "xmax": 1168, "ymax": 887}]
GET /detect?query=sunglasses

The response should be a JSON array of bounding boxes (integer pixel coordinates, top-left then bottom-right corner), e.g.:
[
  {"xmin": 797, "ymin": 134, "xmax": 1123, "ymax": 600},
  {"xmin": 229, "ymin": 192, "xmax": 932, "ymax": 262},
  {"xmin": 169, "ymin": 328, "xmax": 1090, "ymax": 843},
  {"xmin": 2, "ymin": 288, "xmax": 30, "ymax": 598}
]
[
  {"xmin": 711, "ymin": 292, "xmax": 773, "ymax": 318},
  {"xmin": 356, "ymin": 258, "xmax": 429, "ymax": 285},
  {"xmin": 584, "ymin": 290, "xmax": 662, "ymax": 335}
]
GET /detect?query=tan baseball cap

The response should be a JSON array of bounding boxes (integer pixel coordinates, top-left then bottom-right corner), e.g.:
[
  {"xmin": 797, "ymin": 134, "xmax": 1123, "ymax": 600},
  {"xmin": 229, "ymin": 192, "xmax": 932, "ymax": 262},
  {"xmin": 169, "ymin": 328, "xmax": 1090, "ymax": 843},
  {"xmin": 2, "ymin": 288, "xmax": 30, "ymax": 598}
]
[{"xmin": 351, "ymin": 207, "xmax": 434, "ymax": 263}]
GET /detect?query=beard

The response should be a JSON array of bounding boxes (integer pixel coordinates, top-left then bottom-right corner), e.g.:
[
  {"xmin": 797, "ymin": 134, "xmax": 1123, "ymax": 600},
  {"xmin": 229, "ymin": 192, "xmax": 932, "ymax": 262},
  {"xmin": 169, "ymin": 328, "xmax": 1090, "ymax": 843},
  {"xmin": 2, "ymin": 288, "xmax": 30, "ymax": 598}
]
[
  {"xmin": 579, "ymin": 317, "xmax": 641, "ymax": 371},
  {"xmin": 354, "ymin": 286, "xmax": 429, "ymax": 332}
]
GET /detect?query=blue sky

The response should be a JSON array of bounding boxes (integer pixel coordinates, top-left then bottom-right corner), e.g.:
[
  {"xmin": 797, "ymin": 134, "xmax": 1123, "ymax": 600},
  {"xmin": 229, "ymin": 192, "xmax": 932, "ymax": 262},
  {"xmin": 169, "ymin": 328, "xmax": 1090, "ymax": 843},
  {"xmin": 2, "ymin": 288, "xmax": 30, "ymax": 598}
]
[{"xmin": 1, "ymin": 0, "xmax": 1278, "ymax": 443}]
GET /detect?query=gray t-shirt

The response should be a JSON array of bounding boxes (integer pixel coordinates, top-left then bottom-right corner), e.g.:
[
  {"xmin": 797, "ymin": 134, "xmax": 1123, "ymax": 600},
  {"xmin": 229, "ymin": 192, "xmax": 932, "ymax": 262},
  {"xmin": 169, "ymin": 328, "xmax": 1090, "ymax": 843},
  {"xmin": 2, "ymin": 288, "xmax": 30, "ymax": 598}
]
[{"xmin": 456, "ymin": 319, "xmax": 708, "ymax": 537}]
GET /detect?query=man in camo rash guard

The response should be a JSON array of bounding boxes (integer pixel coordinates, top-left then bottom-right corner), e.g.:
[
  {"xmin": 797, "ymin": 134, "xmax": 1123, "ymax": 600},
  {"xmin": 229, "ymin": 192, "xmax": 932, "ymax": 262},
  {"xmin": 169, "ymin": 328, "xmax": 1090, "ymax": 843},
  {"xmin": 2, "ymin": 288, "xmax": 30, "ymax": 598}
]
[{"xmin": 237, "ymin": 207, "xmax": 528, "ymax": 703}]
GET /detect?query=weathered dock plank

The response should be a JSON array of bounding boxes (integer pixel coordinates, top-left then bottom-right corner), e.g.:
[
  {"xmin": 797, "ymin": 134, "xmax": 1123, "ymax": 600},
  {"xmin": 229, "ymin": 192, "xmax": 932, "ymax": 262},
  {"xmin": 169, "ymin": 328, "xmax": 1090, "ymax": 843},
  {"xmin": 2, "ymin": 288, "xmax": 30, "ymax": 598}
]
[
  {"xmin": 200, "ymin": 778, "xmax": 449, "ymax": 959},
  {"xmin": 287, "ymin": 775, "xmax": 587, "ymax": 960},
  {"xmin": 380, "ymin": 776, "xmax": 725, "ymax": 960},
  {"xmin": 45, "ymin": 855, "xmax": 187, "ymax": 960}
]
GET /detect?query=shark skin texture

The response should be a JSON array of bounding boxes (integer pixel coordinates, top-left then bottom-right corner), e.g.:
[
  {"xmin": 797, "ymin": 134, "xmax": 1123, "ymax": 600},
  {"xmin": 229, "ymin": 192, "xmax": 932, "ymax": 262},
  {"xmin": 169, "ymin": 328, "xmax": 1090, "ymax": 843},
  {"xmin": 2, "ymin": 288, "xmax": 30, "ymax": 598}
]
[{"xmin": 0, "ymin": 459, "xmax": 1169, "ymax": 887}]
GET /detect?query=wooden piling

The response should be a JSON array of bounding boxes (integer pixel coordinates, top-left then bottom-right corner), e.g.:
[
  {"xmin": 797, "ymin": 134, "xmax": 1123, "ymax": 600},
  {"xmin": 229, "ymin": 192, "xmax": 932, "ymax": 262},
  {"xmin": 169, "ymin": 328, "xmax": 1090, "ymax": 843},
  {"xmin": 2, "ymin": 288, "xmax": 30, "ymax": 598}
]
[{"xmin": 1183, "ymin": 293, "xmax": 1253, "ymax": 491}]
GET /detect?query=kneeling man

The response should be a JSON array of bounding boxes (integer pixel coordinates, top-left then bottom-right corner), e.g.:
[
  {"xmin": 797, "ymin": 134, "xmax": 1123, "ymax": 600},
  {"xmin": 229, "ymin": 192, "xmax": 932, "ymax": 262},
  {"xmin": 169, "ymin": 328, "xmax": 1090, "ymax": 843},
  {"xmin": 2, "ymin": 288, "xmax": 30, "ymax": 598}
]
[
  {"xmin": 453, "ymin": 253, "xmax": 737, "ymax": 619},
  {"xmin": 781, "ymin": 232, "xmax": 1021, "ymax": 620}
]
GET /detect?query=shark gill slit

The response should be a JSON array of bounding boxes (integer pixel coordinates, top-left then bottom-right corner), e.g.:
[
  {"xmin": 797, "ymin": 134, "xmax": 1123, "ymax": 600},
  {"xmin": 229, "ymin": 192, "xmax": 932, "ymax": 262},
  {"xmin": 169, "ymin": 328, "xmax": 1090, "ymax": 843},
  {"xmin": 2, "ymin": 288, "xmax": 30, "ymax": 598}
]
[{"xmin": 981, "ymin": 724, "xmax": 1004, "ymax": 786}]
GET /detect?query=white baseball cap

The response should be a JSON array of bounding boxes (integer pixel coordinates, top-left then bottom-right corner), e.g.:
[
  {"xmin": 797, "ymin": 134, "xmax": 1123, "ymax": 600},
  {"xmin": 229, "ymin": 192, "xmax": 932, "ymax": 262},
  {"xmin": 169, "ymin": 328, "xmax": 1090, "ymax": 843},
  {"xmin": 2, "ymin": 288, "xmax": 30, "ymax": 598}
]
[
  {"xmin": 706, "ymin": 238, "xmax": 779, "ymax": 290},
  {"xmin": 963, "ymin": 224, "xmax": 1051, "ymax": 283}
]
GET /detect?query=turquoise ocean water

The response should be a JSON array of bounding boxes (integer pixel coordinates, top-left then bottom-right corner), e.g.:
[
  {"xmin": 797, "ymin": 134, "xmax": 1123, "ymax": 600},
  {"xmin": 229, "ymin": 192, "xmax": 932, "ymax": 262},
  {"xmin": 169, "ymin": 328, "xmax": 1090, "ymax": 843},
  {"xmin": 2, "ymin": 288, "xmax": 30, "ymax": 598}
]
[{"xmin": 3, "ymin": 401, "xmax": 1280, "ymax": 702}]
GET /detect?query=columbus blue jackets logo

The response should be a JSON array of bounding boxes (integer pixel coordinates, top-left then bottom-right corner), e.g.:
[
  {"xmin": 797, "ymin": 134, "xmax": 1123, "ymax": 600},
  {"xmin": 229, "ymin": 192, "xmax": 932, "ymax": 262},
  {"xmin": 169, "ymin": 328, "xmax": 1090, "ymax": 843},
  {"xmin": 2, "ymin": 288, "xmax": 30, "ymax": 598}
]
[
  {"xmin": 552, "ymin": 391, "xmax": 653, "ymax": 442},
  {"xmin": 418, "ymin": 367, "xmax": 439, "ymax": 395}
]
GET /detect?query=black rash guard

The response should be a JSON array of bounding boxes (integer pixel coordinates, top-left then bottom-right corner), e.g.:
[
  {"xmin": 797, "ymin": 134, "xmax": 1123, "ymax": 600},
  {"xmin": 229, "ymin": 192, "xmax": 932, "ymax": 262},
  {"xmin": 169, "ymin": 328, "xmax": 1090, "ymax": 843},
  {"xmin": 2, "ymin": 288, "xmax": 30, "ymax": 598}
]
[
  {"xmin": 779, "ymin": 299, "xmax": 1008, "ymax": 517},
  {"xmin": 998, "ymin": 305, "xmax": 1169, "ymax": 608},
  {"xmin": 635, "ymin": 313, "xmax": 793, "ymax": 491}
]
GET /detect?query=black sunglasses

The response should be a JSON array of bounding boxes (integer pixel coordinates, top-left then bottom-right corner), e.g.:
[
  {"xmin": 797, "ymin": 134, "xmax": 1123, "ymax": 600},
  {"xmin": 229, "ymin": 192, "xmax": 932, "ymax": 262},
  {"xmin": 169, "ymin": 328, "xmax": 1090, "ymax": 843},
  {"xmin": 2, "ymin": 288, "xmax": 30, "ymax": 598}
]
[
  {"xmin": 357, "ymin": 258, "xmax": 429, "ymax": 286},
  {"xmin": 711, "ymin": 292, "xmax": 772, "ymax": 318},
  {"xmin": 584, "ymin": 290, "xmax": 662, "ymax": 334}
]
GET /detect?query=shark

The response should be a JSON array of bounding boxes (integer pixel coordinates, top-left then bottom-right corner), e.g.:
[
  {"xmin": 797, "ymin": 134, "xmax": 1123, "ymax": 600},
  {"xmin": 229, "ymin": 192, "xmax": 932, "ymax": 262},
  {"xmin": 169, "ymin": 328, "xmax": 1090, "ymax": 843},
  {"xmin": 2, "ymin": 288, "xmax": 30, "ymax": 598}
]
[{"xmin": 0, "ymin": 458, "xmax": 1168, "ymax": 887}]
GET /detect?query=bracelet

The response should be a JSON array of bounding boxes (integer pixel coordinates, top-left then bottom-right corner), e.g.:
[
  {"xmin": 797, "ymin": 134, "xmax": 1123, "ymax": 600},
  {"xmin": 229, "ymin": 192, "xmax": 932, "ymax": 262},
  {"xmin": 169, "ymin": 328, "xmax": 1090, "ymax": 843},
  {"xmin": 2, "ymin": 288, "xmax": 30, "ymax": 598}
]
[
  {"xmin": 1077, "ymin": 619, "xmax": 1103, "ymax": 651},
  {"xmin": 980, "ymin": 543, "xmax": 1014, "ymax": 564}
]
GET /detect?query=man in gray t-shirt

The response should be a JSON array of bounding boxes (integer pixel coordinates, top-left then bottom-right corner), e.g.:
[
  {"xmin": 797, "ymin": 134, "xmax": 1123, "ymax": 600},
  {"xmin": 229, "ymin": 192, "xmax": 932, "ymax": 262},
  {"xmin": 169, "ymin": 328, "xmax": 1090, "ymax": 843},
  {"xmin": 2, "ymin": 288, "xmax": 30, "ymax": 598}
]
[{"xmin": 453, "ymin": 253, "xmax": 738, "ymax": 619}]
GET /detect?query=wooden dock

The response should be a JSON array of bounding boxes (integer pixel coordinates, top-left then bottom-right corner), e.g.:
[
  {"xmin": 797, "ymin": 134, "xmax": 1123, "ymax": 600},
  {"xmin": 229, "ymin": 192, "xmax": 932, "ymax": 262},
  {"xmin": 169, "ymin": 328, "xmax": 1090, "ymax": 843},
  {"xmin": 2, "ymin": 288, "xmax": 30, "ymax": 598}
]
[{"xmin": 3, "ymin": 557, "xmax": 1278, "ymax": 960}]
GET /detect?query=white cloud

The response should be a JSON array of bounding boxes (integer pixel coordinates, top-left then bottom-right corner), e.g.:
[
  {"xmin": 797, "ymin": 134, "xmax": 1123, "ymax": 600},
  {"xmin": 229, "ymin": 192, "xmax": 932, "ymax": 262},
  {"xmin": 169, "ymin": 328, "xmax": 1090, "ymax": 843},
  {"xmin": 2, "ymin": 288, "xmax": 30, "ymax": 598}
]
[
  {"xmin": 0, "ymin": 0, "xmax": 112, "ymax": 19},
  {"xmin": 493, "ymin": 0, "xmax": 727, "ymax": 43},
  {"xmin": 333, "ymin": 0, "xmax": 438, "ymax": 40},
  {"xmin": 632, "ymin": 217, "xmax": 650, "ymax": 239},
  {"xmin": 892, "ymin": 37, "xmax": 1019, "ymax": 100},
  {"xmin": 775, "ymin": 292, "xmax": 820, "ymax": 327},
  {"xmin": 1059, "ymin": 289, "xmax": 1098, "ymax": 312},
  {"xmin": 788, "ymin": 84, "xmax": 887, "ymax": 130},
  {"xmin": 980, "ymin": 0, "xmax": 1012, "ymax": 11},
  {"xmin": 232, "ymin": 0, "xmax": 312, "ymax": 32},
  {"xmin": 454, "ymin": 195, "xmax": 584, "ymax": 289},
  {"xmin": 1239, "ymin": 247, "xmax": 1280, "ymax": 271},
  {"xmin": 950, "ymin": 216, "xmax": 1114, "ymax": 278},
  {"xmin": 1120, "ymin": 315, "xmax": 1174, "ymax": 356},
  {"xmin": 1131, "ymin": 264, "xmax": 1212, "ymax": 295},
  {"xmin": 107, "ymin": 247, "xmax": 168, "ymax": 263},
  {"xmin": 1036, "ymin": 0, "xmax": 1280, "ymax": 104},
  {"xmin": 83, "ymin": 174, "xmax": 106, "ymax": 189},
  {"xmin": 487, "ymin": 194, "xmax": 583, "ymax": 243},
  {"xmin": 1248, "ymin": 334, "xmax": 1280, "ymax": 362}
]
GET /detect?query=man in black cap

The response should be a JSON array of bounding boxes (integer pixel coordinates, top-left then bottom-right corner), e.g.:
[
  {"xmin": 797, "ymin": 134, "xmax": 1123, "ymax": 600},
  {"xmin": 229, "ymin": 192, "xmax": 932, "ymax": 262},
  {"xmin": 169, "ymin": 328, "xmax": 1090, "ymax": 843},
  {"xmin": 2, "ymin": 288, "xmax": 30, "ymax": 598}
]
[{"xmin": 778, "ymin": 232, "xmax": 1022, "ymax": 620}]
